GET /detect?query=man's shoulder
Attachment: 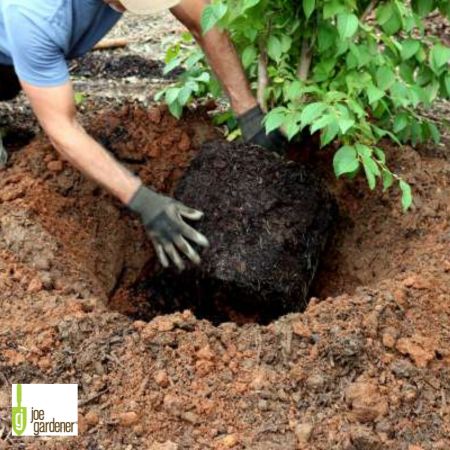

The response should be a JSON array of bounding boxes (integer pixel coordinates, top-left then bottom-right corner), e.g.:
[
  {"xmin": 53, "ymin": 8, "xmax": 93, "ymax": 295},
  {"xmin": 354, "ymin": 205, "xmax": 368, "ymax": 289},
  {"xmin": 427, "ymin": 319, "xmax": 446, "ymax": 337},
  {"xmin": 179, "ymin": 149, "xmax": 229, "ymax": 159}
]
[
  {"xmin": 2, "ymin": 0, "xmax": 71, "ymax": 26},
  {"xmin": 2, "ymin": 0, "xmax": 56, "ymax": 13}
]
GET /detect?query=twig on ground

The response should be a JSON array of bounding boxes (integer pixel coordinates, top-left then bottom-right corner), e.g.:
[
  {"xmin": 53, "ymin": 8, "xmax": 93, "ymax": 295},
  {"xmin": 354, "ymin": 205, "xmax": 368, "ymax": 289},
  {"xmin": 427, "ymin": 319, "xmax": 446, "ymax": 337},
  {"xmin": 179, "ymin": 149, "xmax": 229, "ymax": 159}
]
[{"xmin": 93, "ymin": 38, "xmax": 129, "ymax": 51}]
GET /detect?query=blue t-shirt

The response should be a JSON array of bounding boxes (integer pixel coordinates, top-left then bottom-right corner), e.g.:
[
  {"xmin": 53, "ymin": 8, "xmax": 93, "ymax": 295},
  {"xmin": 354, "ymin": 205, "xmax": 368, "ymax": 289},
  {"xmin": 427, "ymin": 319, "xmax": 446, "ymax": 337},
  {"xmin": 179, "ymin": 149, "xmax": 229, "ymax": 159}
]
[{"xmin": 0, "ymin": 0, "xmax": 122, "ymax": 87}]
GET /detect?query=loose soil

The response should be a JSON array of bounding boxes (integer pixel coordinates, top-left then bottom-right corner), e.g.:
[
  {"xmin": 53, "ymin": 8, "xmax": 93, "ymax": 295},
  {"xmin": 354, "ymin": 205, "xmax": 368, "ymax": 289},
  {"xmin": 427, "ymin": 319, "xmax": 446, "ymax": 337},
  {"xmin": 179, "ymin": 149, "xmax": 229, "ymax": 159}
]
[
  {"xmin": 70, "ymin": 53, "xmax": 176, "ymax": 80},
  {"xmin": 0, "ymin": 99, "xmax": 448, "ymax": 450}
]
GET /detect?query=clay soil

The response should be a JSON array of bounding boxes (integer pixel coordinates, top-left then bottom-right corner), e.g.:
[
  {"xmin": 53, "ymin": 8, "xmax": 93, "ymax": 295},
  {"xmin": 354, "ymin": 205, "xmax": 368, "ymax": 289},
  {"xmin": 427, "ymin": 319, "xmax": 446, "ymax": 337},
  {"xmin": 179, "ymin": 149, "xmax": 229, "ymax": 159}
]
[
  {"xmin": 0, "ymin": 99, "xmax": 448, "ymax": 450},
  {"xmin": 0, "ymin": 12, "xmax": 449, "ymax": 450}
]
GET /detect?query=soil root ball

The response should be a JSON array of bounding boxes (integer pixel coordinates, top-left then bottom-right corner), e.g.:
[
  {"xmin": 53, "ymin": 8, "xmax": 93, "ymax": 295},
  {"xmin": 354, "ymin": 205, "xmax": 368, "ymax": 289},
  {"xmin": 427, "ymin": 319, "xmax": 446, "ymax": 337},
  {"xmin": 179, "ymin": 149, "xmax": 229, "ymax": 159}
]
[{"xmin": 154, "ymin": 141, "xmax": 337, "ymax": 321}]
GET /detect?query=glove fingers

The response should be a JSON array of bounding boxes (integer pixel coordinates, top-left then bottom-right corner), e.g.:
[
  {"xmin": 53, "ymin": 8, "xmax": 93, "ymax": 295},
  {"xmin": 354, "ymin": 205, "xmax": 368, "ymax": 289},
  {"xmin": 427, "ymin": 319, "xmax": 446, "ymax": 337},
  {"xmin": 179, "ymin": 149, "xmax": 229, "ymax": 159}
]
[
  {"xmin": 179, "ymin": 205, "xmax": 204, "ymax": 221},
  {"xmin": 163, "ymin": 242, "xmax": 185, "ymax": 271},
  {"xmin": 177, "ymin": 220, "xmax": 209, "ymax": 248},
  {"xmin": 154, "ymin": 242, "xmax": 169, "ymax": 268},
  {"xmin": 174, "ymin": 235, "xmax": 201, "ymax": 265}
]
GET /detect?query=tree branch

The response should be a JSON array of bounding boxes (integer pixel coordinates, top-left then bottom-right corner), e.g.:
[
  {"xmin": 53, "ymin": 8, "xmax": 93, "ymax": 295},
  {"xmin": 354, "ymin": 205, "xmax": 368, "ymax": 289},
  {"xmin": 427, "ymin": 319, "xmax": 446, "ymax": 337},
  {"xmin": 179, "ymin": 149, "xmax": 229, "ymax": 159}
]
[
  {"xmin": 361, "ymin": 0, "xmax": 378, "ymax": 22},
  {"xmin": 297, "ymin": 38, "xmax": 312, "ymax": 82},
  {"xmin": 257, "ymin": 48, "xmax": 269, "ymax": 112}
]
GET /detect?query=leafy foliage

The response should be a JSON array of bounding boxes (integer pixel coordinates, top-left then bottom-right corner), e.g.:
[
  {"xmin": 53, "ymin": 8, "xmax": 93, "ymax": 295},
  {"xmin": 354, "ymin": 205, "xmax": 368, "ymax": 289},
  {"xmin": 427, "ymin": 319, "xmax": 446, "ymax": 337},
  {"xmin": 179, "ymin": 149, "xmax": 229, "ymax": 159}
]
[{"xmin": 159, "ymin": 0, "xmax": 450, "ymax": 210}]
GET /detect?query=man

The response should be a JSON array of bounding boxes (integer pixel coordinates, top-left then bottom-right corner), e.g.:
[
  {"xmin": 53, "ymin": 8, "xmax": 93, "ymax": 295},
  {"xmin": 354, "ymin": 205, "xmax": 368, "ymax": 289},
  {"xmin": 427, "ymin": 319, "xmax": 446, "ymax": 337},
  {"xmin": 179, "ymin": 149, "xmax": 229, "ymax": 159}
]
[{"xmin": 0, "ymin": 0, "xmax": 285, "ymax": 270}]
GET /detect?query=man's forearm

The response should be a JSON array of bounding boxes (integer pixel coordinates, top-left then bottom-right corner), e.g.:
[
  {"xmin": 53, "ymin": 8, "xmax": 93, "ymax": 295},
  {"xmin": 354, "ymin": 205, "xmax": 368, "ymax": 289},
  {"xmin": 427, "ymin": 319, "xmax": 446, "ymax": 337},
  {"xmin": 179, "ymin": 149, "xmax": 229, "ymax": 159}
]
[
  {"xmin": 49, "ymin": 120, "xmax": 140, "ymax": 204},
  {"xmin": 171, "ymin": 0, "xmax": 257, "ymax": 115},
  {"xmin": 196, "ymin": 28, "xmax": 257, "ymax": 115},
  {"xmin": 21, "ymin": 81, "xmax": 142, "ymax": 204}
]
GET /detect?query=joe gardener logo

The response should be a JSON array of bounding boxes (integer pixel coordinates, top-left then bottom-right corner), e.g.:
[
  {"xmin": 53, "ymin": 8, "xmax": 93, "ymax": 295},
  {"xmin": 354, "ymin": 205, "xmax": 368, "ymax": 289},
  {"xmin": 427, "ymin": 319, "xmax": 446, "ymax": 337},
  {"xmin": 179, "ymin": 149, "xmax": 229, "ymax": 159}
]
[{"xmin": 11, "ymin": 384, "xmax": 78, "ymax": 437}]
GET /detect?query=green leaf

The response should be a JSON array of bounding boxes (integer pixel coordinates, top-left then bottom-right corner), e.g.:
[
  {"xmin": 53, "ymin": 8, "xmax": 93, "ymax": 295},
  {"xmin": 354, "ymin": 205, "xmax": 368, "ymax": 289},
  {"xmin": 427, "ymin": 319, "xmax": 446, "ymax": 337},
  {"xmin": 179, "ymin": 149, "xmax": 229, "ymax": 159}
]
[
  {"xmin": 412, "ymin": 0, "xmax": 436, "ymax": 17},
  {"xmin": 310, "ymin": 114, "xmax": 335, "ymax": 134},
  {"xmin": 318, "ymin": 24, "xmax": 335, "ymax": 52},
  {"xmin": 267, "ymin": 35, "xmax": 282, "ymax": 61},
  {"xmin": 361, "ymin": 154, "xmax": 380, "ymax": 190},
  {"xmin": 399, "ymin": 62, "xmax": 415, "ymax": 84},
  {"xmin": 154, "ymin": 90, "xmax": 165, "ymax": 102},
  {"xmin": 382, "ymin": 169, "xmax": 394, "ymax": 191},
  {"xmin": 280, "ymin": 35, "xmax": 292, "ymax": 53},
  {"xmin": 178, "ymin": 85, "xmax": 192, "ymax": 105},
  {"xmin": 427, "ymin": 122, "xmax": 441, "ymax": 144},
  {"xmin": 242, "ymin": 0, "xmax": 260, "ymax": 13},
  {"xmin": 376, "ymin": 67, "xmax": 395, "ymax": 91},
  {"xmin": 393, "ymin": 114, "xmax": 409, "ymax": 133},
  {"xmin": 74, "ymin": 92, "xmax": 85, "ymax": 106},
  {"xmin": 355, "ymin": 143, "xmax": 372, "ymax": 158},
  {"xmin": 163, "ymin": 57, "xmax": 182, "ymax": 75},
  {"xmin": 410, "ymin": 120, "xmax": 424, "ymax": 145},
  {"xmin": 208, "ymin": 77, "xmax": 223, "ymax": 98},
  {"xmin": 333, "ymin": 145, "xmax": 359, "ymax": 177},
  {"xmin": 180, "ymin": 31, "xmax": 193, "ymax": 43},
  {"xmin": 430, "ymin": 44, "xmax": 450, "ymax": 73},
  {"xmin": 321, "ymin": 120, "xmax": 340, "ymax": 146},
  {"xmin": 168, "ymin": 100, "xmax": 183, "ymax": 119},
  {"xmin": 374, "ymin": 148, "xmax": 386, "ymax": 164},
  {"xmin": 401, "ymin": 40, "xmax": 421, "ymax": 60},
  {"xmin": 367, "ymin": 85, "xmax": 385, "ymax": 104},
  {"xmin": 376, "ymin": 2, "xmax": 394, "ymax": 25},
  {"xmin": 242, "ymin": 46, "xmax": 257, "ymax": 69},
  {"xmin": 300, "ymin": 102, "xmax": 328, "ymax": 126},
  {"xmin": 399, "ymin": 180, "xmax": 413, "ymax": 211},
  {"xmin": 264, "ymin": 108, "xmax": 287, "ymax": 134},
  {"xmin": 194, "ymin": 72, "xmax": 210, "ymax": 83},
  {"xmin": 376, "ymin": 1, "xmax": 402, "ymax": 35},
  {"xmin": 323, "ymin": 0, "xmax": 345, "ymax": 19},
  {"xmin": 165, "ymin": 44, "xmax": 180, "ymax": 63},
  {"xmin": 284, "ymin": 113, "xmax": 302, "ymax": 140},
  {"xmin": 284, "ymin": 80, "xmax": 303, "ymax": 101},
  {"xmin": 337, "ymin": 13, "xmax": 359, "ymax": 40},
  {"xmin": 380, "ymin": 8, "xmax": 402, "ymax": 35},
  {"xmin": 185, "ymin": 51, "xmax": 204, "ymax": 70},
  {"xmin": 347, "ymin": 99, "xmax": 366, "ymax": 118},
  {"xmin": 165, "ymin": 87, "xmax": 181, "ymax": 104},
  {"xmin": 201, "ymin": 3, "xmax": 227, "ymax": 34},
  {"xmin": 303, "ymin": 0, "xmax": 315, "ymax": 19},
  {"xmin": 338, "ymin": 118, "xmax": 355, "ymax": 134}
]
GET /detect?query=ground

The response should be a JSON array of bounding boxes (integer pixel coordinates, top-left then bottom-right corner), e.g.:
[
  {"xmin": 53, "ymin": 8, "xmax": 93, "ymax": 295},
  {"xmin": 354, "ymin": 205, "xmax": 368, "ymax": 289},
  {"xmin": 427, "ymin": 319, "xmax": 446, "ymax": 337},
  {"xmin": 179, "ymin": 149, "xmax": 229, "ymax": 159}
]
[{"xmin": 0, "ymin": 11, "xmax": 449, "ymax": 450}]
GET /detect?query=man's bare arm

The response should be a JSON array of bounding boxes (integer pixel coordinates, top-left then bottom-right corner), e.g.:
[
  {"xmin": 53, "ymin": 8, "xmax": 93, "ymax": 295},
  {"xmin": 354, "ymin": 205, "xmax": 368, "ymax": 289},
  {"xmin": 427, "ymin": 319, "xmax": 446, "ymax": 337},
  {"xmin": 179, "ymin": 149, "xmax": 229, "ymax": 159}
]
[
  {"xmin": 20, "ymin": 79, "xmax": 208, "ymax": 270},
  {"xmin": 170, "ymin": 0, "xmax": 257, "ymax": 116},
  {"xmin": 21, "ymin": 80, "xmax": 141, "ymax": 203}
]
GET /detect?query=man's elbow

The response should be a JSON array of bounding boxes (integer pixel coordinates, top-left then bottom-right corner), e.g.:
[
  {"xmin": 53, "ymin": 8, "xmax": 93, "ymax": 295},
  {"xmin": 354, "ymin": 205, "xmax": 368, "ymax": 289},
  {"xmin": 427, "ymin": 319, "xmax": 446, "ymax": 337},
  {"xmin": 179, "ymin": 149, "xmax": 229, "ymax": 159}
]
[
  {"xmin": 44, "ymin": 118, "xmax": 82, "ymax": 151},
  {"xmin": 171, "ymin": 0, "xmax": 209, "ymax": 41}
]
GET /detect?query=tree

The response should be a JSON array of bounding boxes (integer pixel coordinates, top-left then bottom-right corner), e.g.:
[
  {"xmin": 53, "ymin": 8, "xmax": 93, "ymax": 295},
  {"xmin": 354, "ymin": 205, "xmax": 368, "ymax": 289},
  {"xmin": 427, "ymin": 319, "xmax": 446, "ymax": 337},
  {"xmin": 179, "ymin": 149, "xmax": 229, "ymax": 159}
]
[{"xmin": 157, "ymin": 0, "xmax": 450, "ymax": 210}]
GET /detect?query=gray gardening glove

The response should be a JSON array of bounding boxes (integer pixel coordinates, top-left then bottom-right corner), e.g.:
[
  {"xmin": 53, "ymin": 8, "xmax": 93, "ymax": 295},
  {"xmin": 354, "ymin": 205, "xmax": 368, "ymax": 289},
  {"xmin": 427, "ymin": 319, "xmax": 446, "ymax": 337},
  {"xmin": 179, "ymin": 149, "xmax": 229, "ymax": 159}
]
[
  {"xmin": 238, "ymin": 105, "xmax": 287, "ymax": 155},
  {"xmin": 0, "ymin": 134, "xmax": 7, "ymax": 169},
  {"xmin": 128, "ymin": 185, "xmax": 209, "ymax": 271}
]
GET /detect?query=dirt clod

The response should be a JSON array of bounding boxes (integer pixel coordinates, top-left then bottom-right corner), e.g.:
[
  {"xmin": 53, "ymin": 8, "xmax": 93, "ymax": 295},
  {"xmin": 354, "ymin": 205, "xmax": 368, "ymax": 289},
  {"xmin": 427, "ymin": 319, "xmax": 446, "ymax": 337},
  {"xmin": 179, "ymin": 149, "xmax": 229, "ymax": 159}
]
[
  {"xmin": 148, "ymin": 441, "xmax": 179, "ymax": 450},
  {"xmin": 345, "ymin": 380, "xmax": 388, "ymax": 423},
  {"xmin": 85, "ymin": 410, "xmax": 100, "ymax": 427},
  {"xmin": 294, "ymin": 422, "xmax": 314, "ymax": 443},
  {"xmin": 395, "ymin": 334, "xmax": 436, "ymax": 368},
  {"xmin": 154, "ymin": 370, "xmax": 170, "ymax": 388},
  {"xmin": 117, "ymin": 411, "xmax": 139, "ymax": 427}
]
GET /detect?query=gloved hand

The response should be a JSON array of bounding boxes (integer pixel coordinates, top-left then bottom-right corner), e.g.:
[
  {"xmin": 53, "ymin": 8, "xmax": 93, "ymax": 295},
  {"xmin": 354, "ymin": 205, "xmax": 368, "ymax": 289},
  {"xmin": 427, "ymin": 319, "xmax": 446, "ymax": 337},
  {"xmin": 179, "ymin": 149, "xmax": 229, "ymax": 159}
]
[
  {"xmin": 237, "ymin": 105, "xmax": 287, "ymax": 155},
  {"xmin": 0, "ymin": 134, "xmax": 7, "ymax": 169},
  {"xmin": 128, "ymin": 185, "xmax": 209, "ymax": 270}
]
